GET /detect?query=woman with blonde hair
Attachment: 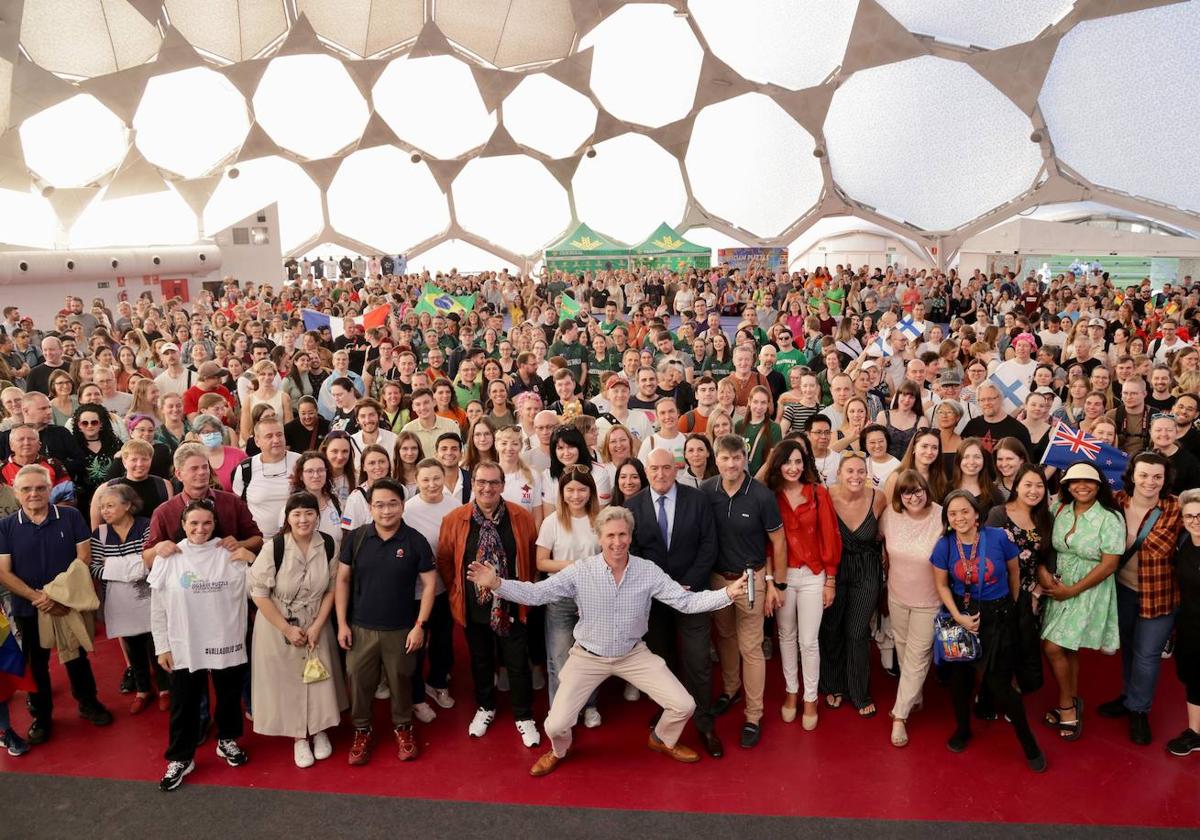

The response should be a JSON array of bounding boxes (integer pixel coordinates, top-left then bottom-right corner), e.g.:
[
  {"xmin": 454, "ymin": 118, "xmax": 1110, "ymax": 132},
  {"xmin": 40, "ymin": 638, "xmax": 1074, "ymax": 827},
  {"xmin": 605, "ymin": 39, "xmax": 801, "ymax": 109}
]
[
  {"xmin": 240, "ymin": 359, "xmax": 292, "ymax": 445},
  {"xmin": 496, "ymin": 424, "xmax": 543, "ymax": 528},
  {"xmin": 130, "ymin": 379, "xmax": 161, "ymax": 423},
  {"xmin": 392, "ymin": 431, "xmax": 424, "ymax": 498}
]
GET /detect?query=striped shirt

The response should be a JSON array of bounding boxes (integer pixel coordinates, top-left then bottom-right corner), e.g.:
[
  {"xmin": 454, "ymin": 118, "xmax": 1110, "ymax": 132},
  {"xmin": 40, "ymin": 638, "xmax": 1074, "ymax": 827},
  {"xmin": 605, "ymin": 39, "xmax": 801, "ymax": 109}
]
[{"xmin": 496, "ymin": 554, "xmax": 731, "ymax": 657}]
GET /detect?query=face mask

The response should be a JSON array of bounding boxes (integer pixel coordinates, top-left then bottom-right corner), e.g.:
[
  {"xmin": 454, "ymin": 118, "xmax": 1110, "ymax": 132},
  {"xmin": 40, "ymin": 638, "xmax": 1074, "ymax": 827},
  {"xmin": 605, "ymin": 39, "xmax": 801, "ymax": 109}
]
[{"xmin": 200, "ymin": 431, "xmax": 223, "ymax": 448}]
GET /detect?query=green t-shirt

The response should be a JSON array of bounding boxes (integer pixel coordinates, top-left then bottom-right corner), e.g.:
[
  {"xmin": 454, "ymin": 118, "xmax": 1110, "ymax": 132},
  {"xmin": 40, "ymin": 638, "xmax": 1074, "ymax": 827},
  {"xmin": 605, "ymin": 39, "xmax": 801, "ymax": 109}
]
[
  {"xmin": 600, "ymin": 318, "xmax": 626, "ymax": 335},
  {"xmin": 454, "ymin": 380, "xmax": 481, "ymax": 408},
  {"xmin": 549, "ymin": 341, "xmax": 587, "ymax": 382},
  {"xmin": 774, "ymin": 348, "xmax": 808, "ymax": 377}
]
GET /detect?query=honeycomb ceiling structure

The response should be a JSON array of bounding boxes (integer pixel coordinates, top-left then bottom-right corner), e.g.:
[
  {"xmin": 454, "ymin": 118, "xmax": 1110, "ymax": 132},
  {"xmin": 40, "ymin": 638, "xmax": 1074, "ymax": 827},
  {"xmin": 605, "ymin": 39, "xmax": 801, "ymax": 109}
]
[{"xmin": 0, "ymin": 0, "xmax": 1197, "ymax": 268}]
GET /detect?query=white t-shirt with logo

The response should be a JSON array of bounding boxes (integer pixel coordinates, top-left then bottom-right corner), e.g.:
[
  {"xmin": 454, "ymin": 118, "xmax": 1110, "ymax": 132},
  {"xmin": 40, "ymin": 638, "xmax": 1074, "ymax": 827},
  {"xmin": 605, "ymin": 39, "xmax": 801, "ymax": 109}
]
[
  {"xmin": 148, "ymin": 539, "xmax": 248, "ymax": 671},
  {"xmin": 503, "ymin": 469, "xmax": 543, "ymax": 518}
]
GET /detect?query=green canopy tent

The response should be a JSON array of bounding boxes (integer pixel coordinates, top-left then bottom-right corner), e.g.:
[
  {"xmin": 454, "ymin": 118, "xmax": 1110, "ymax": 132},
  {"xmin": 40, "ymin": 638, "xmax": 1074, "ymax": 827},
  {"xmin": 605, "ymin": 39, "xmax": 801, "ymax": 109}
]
[
  {"xmin": 544, "ymin": 223, "xmax": 631, "ymax": 274},
  {"xmin": 631, "ymin": 223, "xmax": 711, "ymax": 271}
]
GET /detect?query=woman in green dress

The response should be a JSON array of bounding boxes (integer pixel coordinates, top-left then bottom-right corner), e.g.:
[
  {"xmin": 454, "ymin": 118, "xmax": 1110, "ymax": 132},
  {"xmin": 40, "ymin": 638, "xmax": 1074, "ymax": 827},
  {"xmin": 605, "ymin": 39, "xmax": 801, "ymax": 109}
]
[{"xmin": 1039, "ymin": 461, "xmax": 1124, "ymax": 741}]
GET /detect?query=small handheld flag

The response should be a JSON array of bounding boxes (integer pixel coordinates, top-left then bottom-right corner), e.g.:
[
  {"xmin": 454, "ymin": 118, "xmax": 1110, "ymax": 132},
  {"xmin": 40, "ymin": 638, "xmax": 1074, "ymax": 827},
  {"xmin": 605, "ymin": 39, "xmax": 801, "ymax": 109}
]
[{"xmin": 1040, "ymin": 420, "xmax": 1128, "ymax": 490}]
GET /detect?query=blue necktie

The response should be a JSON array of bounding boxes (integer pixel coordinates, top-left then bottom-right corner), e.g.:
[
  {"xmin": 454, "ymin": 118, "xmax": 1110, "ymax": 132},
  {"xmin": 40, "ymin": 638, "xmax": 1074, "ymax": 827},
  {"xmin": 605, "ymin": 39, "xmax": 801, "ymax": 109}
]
[{"xmin": 657, "ymin": 494, "xmax": 669, "ymax": 547}]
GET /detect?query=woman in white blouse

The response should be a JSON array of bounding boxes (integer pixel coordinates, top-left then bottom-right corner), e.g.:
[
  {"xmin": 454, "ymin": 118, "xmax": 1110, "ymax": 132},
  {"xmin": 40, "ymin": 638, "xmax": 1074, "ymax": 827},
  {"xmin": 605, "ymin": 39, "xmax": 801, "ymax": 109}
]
[{"xmin": 536, "ymin": 466, "xmax": 602, "ymax": 727}]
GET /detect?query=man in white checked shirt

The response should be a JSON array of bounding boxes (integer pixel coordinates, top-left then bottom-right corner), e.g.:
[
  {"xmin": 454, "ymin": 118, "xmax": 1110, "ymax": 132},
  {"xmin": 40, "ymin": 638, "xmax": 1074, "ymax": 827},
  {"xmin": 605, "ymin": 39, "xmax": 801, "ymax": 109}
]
[{"xmin": 467, "ymin": 506, "xmax": 747, "ymax": 777}]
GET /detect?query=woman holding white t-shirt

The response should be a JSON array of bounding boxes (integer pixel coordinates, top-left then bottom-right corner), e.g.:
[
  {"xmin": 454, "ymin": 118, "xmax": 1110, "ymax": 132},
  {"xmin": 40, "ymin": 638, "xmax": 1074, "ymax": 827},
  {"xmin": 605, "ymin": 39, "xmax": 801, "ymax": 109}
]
[
  {"xmin": 149, "ymin": 499, "xmax": 256, "ymax": 791},
  {"xmin": 536, "ymin": 466, "xmax": 603, "ymax": 727}
]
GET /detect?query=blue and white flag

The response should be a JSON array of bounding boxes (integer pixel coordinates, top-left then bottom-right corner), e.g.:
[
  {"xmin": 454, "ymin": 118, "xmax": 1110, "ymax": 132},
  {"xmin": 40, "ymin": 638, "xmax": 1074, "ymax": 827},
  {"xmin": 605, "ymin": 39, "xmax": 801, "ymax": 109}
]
[{"xmin": 898, "ymin": 318, "xmax": 923, "ymax": 342}]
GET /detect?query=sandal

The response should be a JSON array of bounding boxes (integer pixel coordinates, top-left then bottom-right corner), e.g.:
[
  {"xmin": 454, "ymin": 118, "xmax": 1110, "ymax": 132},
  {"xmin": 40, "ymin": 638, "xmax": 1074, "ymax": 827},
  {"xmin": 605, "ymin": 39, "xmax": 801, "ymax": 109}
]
[
  {"xmin": 825, "ymin": 693, "xmax": 844, "ymax": 709},
  {"xmin": 891, "ymin": 719, "xmax": 908, "ymax": 748},
  {"xmin": 1059, "ymin": 697, "xmax": 1083, "ymax": 741},
  {"xmin": 1043, "ymin": 705, "xmax": 1072, "ymax": 727},
  {"xmin": 858, "ymin": 702, "xmax": 878, "ymax": 719}
]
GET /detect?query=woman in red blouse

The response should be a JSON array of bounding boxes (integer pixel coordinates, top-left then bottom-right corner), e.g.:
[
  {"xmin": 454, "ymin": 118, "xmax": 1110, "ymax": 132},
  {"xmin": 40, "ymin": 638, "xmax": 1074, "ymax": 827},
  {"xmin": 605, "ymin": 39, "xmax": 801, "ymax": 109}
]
[{"xmin": 764, "ymin": 439, "xmax": 842, "ymax": 729}]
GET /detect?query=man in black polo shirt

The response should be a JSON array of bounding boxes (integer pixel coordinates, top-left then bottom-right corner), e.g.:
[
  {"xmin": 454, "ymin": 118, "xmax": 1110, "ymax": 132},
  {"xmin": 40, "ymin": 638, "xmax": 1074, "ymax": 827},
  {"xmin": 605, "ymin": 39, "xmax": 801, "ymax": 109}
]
[
  {"xmin": 0, "ymin": 464, "xmax": 113, "ymax": 744},
  {"xmin": 701, "ymin": 435, "xmax": 787, "ymax": 749},
  {"xmin": 336, "ymin": 479, "xmax": 436, "ymax": 766}
]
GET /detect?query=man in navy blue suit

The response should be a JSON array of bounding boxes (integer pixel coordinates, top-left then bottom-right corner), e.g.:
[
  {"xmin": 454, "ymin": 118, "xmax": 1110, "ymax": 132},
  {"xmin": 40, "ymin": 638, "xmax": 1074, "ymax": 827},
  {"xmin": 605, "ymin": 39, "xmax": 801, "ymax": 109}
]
[{"xmin": 627, "ymin": 448, "xmax": 721, "ymax": 757}]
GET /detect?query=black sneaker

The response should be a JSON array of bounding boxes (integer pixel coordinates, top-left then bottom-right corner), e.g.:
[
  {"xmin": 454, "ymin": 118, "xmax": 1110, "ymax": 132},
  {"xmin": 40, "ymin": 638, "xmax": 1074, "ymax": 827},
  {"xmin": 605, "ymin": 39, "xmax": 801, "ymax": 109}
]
[
  {"xmin": 159, "ymin": 760, "xmax": 194, "ymax": 792},
  {"xmin": 119, "ymin": 667, "xmax": 135, "ymax": 695},
  {"xmin": 946, "ymin": 731, "xmax": 971, "ymax": 753},
  {"xmin": 1, "ymin": 728, "xmax": 30, "ymax": 756},
  {"xmin": 739, "ymin": 722, "xmax": 761, "ymax": 749},
  {"xmin": 1026, "ymin": 750, "xmax": 1047, "ymax": 773},
  {"xmin": 1097, "ymin": 695, "xmax": 1128, "ymax": 718},
  {"xmin": 216, "ymin": 739, "xmax": 248, "ymax": 767},
  {"xmin": 1129, "ymin": 711, "xmax": 1152, "ymax": 746},
  {"xmin": 26, "ymin": 720, "xmax": 50, "ymax": 745},
  {"xmin": 1166, "ymin": 728, "xmax": 1200, "ymax": 756},
  {"xmin": 78, "ymin": 701, "xmax": 114, "ymax": 727}
]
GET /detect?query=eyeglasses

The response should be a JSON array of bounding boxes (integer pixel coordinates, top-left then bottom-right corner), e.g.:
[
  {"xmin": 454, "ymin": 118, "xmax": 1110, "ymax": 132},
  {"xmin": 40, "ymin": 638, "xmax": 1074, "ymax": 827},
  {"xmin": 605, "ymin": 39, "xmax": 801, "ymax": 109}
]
[
  {"xmin": 1183, "ymin": 513, "xmax": 1200, "ymax": 523},
  {"xmin": 371, "ymin": 500, "xmax": 403, "ymax": 510},
  {"xmin": 561, "ymin": 464, "xmax": 590, "ymax": 476},
  {"xmin": 473, "ymin": 478, "xmax": 503, "ymax": 488},
  {"xmin": 77, "ymin": 419, "xmax": 100, "ymax": 428},
  {"xmin": 900, "ymin": 488, "xmax": 927, "ymax": 498}
]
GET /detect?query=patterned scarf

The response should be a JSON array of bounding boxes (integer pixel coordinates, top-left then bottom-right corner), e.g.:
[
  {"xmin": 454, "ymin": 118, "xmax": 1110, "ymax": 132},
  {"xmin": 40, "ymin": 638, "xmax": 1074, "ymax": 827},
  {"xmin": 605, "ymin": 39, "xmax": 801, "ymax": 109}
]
[{"xmin": 471, "ymin": 502, "xmax": 512, "ymax": 636}]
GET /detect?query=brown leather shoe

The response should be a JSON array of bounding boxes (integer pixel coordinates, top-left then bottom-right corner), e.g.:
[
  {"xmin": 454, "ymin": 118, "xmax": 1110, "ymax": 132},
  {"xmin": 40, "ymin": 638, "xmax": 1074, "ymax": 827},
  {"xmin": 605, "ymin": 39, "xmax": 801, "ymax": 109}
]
[
  {"xmin": 648, "ymin": 733, "xmax": 700, "ymax": 763},
  {"xmin": 530, "ymin": 749, "xmax": 566, "ymax": 776},
  {"xmin": 395, "ymin": 726, "xmax": 418, "ymax": 761}
]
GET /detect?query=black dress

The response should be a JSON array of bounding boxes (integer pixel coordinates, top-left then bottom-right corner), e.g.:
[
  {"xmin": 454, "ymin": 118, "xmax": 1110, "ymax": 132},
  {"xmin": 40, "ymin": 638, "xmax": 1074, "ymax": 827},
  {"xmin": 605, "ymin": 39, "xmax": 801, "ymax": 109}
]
[
  {"xmin": 1176, "ymin": 538, "xmax": 1200, "ymax": 703},
  {"xmin": 984, "ymin": 506, "xmax": 1047, "ymax": 693}
]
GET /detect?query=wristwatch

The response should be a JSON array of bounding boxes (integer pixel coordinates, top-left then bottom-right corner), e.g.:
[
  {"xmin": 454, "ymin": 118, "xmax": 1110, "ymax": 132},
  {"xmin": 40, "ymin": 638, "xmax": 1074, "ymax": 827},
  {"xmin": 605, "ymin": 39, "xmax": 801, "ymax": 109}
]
[{"xmin": 772, "ymin": 580, "xmax": 788, "ymax": 591}]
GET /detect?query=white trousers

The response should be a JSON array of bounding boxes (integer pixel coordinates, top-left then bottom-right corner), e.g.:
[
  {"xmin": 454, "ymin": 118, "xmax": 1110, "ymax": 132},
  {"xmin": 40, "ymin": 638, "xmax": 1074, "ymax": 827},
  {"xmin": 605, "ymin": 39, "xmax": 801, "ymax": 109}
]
[{"xmin": 776, "ymin": 567, "xmax": 825, "ymax": 701}]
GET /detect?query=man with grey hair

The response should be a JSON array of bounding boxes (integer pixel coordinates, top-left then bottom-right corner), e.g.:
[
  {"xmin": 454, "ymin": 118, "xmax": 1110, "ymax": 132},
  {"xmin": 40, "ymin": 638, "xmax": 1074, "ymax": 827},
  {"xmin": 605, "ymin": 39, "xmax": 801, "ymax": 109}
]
[
  {"xmin": 0, "ymin": 463, "xmax": 111, "ymax": 744},
  {"xmin": 467, "ymin": 504, "xmax": 745, "ymax": 777}
]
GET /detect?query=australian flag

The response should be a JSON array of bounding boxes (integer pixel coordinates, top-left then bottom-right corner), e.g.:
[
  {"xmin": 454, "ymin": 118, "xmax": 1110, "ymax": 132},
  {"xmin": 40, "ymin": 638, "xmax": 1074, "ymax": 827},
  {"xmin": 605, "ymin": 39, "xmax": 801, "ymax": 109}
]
[{"xmin": 1040, "ymin": 420, "xmax": 1128, "ymax": 490}]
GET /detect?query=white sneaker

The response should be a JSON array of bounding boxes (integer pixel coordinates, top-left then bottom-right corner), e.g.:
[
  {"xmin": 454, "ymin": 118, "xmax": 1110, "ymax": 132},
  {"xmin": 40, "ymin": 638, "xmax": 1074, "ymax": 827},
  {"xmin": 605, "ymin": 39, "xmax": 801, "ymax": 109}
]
[
  {"xmin": 531, "ymin": 666, "xmax": 546, "ymax": 691},
  {"xmin": 495, "ymin": 668, "xmax": 510, "ymax": 692},
  {"xmin": 413, "ymin": 702, "xmax": 437, "ymax": 724},
  {"xmin": 623, "ymin": 682, "xmax": 641, "ymax": 702},
  {"xmin": 293, "ymin": 738, "xmax": 314, "ymax": 768},
  {"xmin": 468, "ymin": 707, "xmax": 495, "ymax": 738},
  {"xmin": 583, "ymin": 707, "xmax": 602, "ymax": 729},
  {"xmin": 374, "ymin": 682, "xmax": 391, "ymax": 700},
  {"xmin": 426, "ymin": 686, "xmax": 455, "ymax": 709},
  {"xmin": 516, "ymin": 718, "xmax": 541, "ymax": 748},
  {"xmin": 312, "ymin": 731, "xmax": 332, "ymax": 761}
]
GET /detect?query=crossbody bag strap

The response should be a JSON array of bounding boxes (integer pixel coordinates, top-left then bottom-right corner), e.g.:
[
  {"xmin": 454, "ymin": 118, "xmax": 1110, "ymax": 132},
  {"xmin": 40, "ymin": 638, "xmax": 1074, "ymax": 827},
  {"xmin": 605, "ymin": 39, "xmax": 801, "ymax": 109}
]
[{"xmin": 1120, "ymin": 506, "xmax": 1161, "ymax": 568}]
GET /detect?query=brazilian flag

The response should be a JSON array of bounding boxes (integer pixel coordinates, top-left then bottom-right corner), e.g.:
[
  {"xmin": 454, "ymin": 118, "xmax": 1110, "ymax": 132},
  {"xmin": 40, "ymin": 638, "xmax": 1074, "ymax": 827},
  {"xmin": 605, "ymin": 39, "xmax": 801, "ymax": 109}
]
[{"xmin": 414, "ymin": 284, "xmax": 476, "ymax": 316}]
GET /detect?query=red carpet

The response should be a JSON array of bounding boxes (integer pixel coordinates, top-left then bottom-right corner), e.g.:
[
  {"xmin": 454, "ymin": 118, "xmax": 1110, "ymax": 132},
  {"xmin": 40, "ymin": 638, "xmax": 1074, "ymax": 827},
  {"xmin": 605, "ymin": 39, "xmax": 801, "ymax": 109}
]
[{"xmin": 2, "ymin": 630, "xmax": 1198, "ymax": 827}]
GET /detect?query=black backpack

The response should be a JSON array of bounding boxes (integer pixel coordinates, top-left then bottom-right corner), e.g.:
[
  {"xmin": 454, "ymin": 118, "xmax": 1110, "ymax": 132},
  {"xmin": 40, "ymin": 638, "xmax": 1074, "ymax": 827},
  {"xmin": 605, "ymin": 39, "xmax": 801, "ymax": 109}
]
[{"xmin": 272, "ymin": 531, "xmax": 335, "ymax": 571}]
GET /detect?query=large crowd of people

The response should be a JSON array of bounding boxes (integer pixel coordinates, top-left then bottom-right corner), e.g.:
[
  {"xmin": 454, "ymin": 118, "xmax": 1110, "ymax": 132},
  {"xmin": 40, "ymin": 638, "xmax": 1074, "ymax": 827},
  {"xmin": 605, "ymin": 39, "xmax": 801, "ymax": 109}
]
[{"xmin": 1, "ymin": 260, "xmax": 1199, "ymax": 793}]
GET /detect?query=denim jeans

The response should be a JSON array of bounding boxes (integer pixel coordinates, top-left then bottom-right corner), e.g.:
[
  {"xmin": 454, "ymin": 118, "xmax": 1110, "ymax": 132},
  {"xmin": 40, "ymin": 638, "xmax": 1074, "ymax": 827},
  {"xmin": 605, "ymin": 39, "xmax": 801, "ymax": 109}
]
[
  {"xmin": 1116, "ymin": 583, "xmax": 1176, "ymax": 713},
  {"xmin": 545, "ymin": 598, "xmax": 597, "ymax": 708}
]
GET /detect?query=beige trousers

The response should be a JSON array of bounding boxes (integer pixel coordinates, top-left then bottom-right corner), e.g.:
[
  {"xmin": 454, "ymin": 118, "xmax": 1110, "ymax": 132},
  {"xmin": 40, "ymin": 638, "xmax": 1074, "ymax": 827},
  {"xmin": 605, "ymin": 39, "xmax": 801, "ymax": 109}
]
[
  {"xmin": 545, "ymin": 642, "xmax": 695, "ymax": 757},
  {"xmin": 711, "ymin": 568, "xmax": 766, "ymax": 724},
  {"xmin": 888, "ymin": 598, "xmax": 939, "ymax": 720}
]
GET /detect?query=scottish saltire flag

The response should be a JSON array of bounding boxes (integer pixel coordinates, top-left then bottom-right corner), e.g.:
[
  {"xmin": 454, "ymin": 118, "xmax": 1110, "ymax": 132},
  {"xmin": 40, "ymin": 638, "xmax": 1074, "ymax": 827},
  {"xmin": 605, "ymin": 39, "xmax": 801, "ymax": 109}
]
[
  {"xmin": 559, "ymin": 293, "xmax": 581, "ymax": 320},
  {"xmin": 414, "ymin": 284, "xmax": 476, "ymax": 317},
  {"xmin": 1040, "ymin": 420, "xmax": 1128, "ymax": 489},
  {"xmin": 301, "ymin": 304, "xmax": 389, "ymax": 339}
]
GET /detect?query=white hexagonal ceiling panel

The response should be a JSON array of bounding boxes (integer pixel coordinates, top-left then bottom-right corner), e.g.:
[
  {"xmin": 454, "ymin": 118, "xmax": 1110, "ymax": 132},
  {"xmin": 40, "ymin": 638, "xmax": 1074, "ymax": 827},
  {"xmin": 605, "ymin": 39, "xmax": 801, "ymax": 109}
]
[
  {"xmin": 134, "ymin": 67, "xmax": 251, "ymax": 179},
  {"xmin": 502, "ymin": 74, "xmax": 597, "ymax": 159},
  {"xmin": 688, "ymin": 0, "xmax": 857, "ymax": 90},
  {"xmin": 203, "ymin": 155, "xmax": 323, "ymax": 251},
  {"xmin": 825, "ymin": 56, "xmax": 1044, "ymax": 231},
  {"xmin": 1040, "ymin": 0, "xmax": 1200, "ymax": 214},
  {"xmin": 580, "ymin": 3, "xmax": 703, "ymax": 129},
  {"xmin": 687, "ymin": 92, "xmax": 824, "ymax": 238},
  {"xmin": 373, "ymin": 55, "xmax": 497, "ymax": 159},
  {"xmin": 20, "ymin": 94, "xmax": 129, "ymax": 188},
  {"xmin": 453, "ymin": 155, "xmax": 570, "ymax": 255},
  {"xmin": 71, "ymin": 187, "xmax": 198, "ymax": 248},
  {"xmin": 327, "ymin": 145, "xmax": 450, "ymax": 252},
  {"xmin": 572, "ymin": 133, "xmax": 687, "ymax": 244},
  {"xmin": 253, "ymin": 54, "xmax": 370, "ymax": 160}
]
